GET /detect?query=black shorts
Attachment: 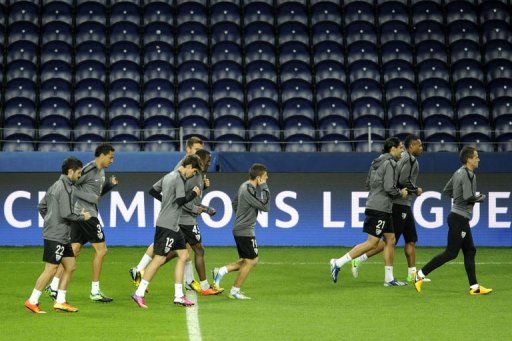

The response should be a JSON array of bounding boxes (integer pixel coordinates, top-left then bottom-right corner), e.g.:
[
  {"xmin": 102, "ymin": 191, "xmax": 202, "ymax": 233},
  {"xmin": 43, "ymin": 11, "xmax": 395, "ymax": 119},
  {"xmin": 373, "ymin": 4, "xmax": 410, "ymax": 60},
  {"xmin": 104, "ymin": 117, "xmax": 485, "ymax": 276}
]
[
  {"xmin": 392, "ymin": 204, "xmax": 418, "ymax": 243},
  {"xmin": 179, "ymin": 224, "xmax": 202, "ymax": 245},
  {"xmin": 234, "ymin": 236, "xmax": 259, "ymax": 259},
  {"xmin": 70, "ymin": 217, "xmax": 105, "ymax": 245},
  {"xmin": 153, "ymin": 226, "xmax": 187, "ymax": 256},
  {"xmin": 363, "ymin": 209, "xmax": 393, "ymax": 238},
  {"xmin": 43, "ymin": 239, "xmax": 74, "ymax": 264}
]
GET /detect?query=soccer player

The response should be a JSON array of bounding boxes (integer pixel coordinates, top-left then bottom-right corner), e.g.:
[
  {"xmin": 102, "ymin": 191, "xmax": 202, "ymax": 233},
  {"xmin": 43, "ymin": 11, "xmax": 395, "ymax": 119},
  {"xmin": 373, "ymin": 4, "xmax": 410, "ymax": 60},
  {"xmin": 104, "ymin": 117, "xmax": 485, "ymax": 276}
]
[
  {"xmin": 212, "ymin": 163, "xmax": 270, "ymax": 300},
  {"xmin": 413, "ymin": 146, "xmax": 492, "ymax": 295},
  {"xmin": 130, "ymin": 141, "xmax": 219, "ymax": 294},
  {"xmin": 131, "ymin": 154, "xmax": 202, "ymax": 308},
  {"xmin": 46, "ymin": 143, "xmax": 117, "ymax": 303},
  {"xmin": 329, "ymin": 137, "xmax": 408, "ymax": 286},
  {"xmin": 25, "ymin": 157, "xmax": 92, "ymax": 313},
  {"xmin": 351, "ymin": 135, "xmax": 431, "ymax": 283}
]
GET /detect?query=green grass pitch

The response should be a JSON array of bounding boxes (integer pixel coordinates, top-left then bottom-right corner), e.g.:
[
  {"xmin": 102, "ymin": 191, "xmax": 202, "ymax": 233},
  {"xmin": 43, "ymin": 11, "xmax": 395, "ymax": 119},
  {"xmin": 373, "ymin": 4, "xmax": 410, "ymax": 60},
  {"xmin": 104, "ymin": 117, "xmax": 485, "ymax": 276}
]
[{"xmin": 1, "ymin": 247, "xmax": 511, "ymax": 340}]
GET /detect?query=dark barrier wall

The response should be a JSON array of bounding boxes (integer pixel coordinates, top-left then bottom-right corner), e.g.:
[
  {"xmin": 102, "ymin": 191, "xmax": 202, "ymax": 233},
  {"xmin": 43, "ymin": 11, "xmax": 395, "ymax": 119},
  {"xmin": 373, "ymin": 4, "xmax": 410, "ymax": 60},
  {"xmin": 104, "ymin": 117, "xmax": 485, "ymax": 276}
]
[{"xmin": 1, "ymin": 173, "xmax": 510, "ymax": 246}]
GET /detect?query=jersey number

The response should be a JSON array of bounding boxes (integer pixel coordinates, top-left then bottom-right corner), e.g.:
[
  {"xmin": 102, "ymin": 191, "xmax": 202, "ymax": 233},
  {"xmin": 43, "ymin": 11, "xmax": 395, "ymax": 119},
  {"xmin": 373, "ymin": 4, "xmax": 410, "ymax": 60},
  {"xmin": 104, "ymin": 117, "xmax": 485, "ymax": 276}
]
[
  {"xmin": 375, "ymin": 220, "xmax": 385, "ymax": 235},
  {"xmin": 55, "ymin": 245, "xmax": 64, "ymax": 256}
]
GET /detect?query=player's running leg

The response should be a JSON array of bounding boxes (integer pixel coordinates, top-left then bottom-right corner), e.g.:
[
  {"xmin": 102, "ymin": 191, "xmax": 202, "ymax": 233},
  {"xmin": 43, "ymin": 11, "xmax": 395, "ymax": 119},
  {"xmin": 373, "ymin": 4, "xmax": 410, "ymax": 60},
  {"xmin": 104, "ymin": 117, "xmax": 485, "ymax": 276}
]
[
  {"xmin": 330, "ymin": 235, "xmax": 381, "ymax": 283},
  {"xmin": 351, "ymin": 240, "xmax": 385, "ymax": 278},
  {"xmin": 54, "ymin": 256, "xmax": 79, "ymax": 312},
  {"xmin": 173, "ymin": 249, "xmax": 195, "ymax": 307},
  {"xmin": 229, "ymin": 257, "xmax": 258, "ymax": 300},
  {"xmin": 46, "ymin": 242, "xmax": 82, "ymax": 300},
  {"xmin": 25, "ymin": 262, "xmax": 59, "ymax": 314},
  {"xmin": 184, "ymin": 243, "xmax": 201, "ymax": 293},
  {"xmin": 90, "ymin": 241, "xmax": 112, "ymax": 302},
  {"xmin": 382, "ymin": 233, "xmax": 406, "ymax": 286},
  {"xmin": 129, "ymin": 243, "xmax": 155, "ymax": 286},
  {"xmin": 192, "ymin": 243, "xmax": 222, "ymax": 295}
]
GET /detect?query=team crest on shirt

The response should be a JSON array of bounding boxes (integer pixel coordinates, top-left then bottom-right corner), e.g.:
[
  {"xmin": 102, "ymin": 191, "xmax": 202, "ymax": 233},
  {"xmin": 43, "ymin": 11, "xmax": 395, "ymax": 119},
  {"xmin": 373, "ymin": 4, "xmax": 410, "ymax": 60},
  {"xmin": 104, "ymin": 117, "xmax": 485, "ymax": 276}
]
[
  {"xmin": 402, "ymin": 213, "xmax": 407, "ymax": 220},
  {"xmin": 461, "ymin": 231, "xmax": 467, "ymax": 238}
]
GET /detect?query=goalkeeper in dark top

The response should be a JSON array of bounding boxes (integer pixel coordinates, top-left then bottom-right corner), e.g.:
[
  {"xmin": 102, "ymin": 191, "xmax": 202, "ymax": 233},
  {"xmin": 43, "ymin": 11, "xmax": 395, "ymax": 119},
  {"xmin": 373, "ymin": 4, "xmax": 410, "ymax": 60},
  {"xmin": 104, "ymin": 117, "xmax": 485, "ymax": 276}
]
[
  {"xmin": 212, "ymin": 164, "xmax": 270, "ymax": 300},
  {"xmin": 413, "ymin": 146, "xmax": 492, "ymax": 295}
]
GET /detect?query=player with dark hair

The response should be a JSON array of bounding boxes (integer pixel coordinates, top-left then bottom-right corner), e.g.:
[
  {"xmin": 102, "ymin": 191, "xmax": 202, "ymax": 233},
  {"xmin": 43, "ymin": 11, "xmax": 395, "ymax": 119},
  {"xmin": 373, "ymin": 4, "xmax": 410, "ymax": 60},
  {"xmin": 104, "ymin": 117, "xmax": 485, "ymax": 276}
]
[
  {"xmin": 413, "ymin": 146, "xmax": 492, "ymax": 295},
  {"xmin": 330, "ymin": 137, "xmax": 408, "ymax": 286},
  {"xmin": 25, "ymin": 157, "xmax": 91, "ymax": 313},
  {"xmin": 351, "ymin": 134, "xmax": 431, "ymax": 283},
  {"xmin": 212, "ymin": 163, "xmax": 270, "ymax": 300},
  {"xmin": 132, "ymin": 154, "xmax": 203, "ymax": 308},
  {"xmin": 46, "ymin": 143, "xmax": 117, "ymax": 303}
]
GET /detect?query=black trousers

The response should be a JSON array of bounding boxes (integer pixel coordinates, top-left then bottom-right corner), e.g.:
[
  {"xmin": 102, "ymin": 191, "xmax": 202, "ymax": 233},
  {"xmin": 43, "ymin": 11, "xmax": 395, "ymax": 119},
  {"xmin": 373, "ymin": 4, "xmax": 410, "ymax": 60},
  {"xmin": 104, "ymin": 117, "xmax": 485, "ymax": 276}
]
[{"xmin": 422, "ymin": 212, "xmax": 477, "ymax": 286}]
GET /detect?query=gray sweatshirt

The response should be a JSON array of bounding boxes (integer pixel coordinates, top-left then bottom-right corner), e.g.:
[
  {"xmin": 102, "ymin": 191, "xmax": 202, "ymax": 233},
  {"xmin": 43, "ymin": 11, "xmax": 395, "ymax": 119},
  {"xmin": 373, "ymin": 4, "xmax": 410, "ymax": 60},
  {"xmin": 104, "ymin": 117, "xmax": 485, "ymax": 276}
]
[
  {"xmin": 443, "ymin": 166, "xmax": 481, "ymax": 219},
  {"xmin": 393, "ymin": 150, "xmax": 420, "ymax": 206},
  {"xmin": 365, "ymin": 153, "xmax": 402, "ymax": 213},
  {"xmin": 73, "ymin": 160, "xmax": 116, "ymax": 218},
  {"xmin": 232, "ymin": 181, "xmax": 270, "ymax": 237},
  {"xmin": 38, "ymin": 175, "xmax": 85, "ymax": 244},
  {"xmin": 178, "ymin": 172, "xmax": 205, "ymax": 226}
]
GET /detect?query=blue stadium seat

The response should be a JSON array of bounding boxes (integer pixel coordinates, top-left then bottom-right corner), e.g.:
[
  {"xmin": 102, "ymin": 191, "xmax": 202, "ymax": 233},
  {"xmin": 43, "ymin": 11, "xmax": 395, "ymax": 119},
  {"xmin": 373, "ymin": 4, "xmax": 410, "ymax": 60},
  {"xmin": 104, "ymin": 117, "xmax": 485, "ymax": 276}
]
[
  {"xmin": 495, "ymin": 116, "xmax": 512, "ymax": 141},
  {"xmin": 144, "ymin": 41, "xmax": 174, "ymax": 64},
  {"xmin": 388, "ymin": 98, "xmax": 420, "ymax": 121},
  {"xmin": 145, "ymin": 61, "xmax": 174, "ymax": 83},
  {"xmin": 212, "ymin": 98, "xmax": 245, "ymax": 122},
  {"xmin": 244, "ymin": 22, "xmax": 275, "ymax": 47},
  {"xmin": 380, "ymin": 21, "xmax": 412, "ymax": 46},
  {"xmin": 318, "ymin": 116, "xmax": 350, "ymax": 140},
  {"xmin": 248, "ymin": 116, "xmax": 280, "ymax": 140},
  {"xmin": 446, "ymin": 0, "xmax": 477, "ymax": 23},
  {"xmin": 211, "ymin": 1, "xmax": 240, "ymax": 26},
  {"xmin": 76, "ymin": 1, "xmax": 107, "ymax": 25},
  {"xmin": 40, "ymin": 79, "xmax": 72, "ymax": 103},
  {"xmin": 346, "ymin": 22, "xmax": 378, "ymax": 47},
  {"xmin": 281, "ymin": 79, "xmax": 314, "ymax": 104},
  {"xmin": 75, "ymin": 60, "xmax": 106, "ymax": 83},
  {"xmin": 381, "ymin": 41, "xmax": 413, "ymax": 65},
  {"xmin": 320, "ymin": 136, "xmax": 353, "ymax": 152},
  {"xmin": 41, "ymin": 60, "xmax": 72, "ymax": 83},
  {"xmin": 177, "ymin": 22, "xmax": 208, "ymax": 46},
  {"xmin": 277, "ymin": 1, "xmax": 308, "ymax": 25},
  {"xmin": 211, "ymin": 22, "xmax": 241, "ymax": 45},
  {"xmin": 249, "ymin": 136, "xmax": 282, "ymax": 152},
  {"xmin": 349, "ymin": 60, "xmax": 380, "ymax": 83},
  {"xmin": 211, "ymin": 42, "xmax": 243, "ymax": 65},
  {"xmin": 317, "ymin": 98, "xmax": 350, "ymax": 123},
  {"xmin": 484, "ymin": 40, "xmax": 512, "ymax": 63},
  {"xmin": 412, "ymin": 1, "xmax": 443, "ymax": 25},
  {"xmin": 176, "ymin": 41, "xmax": 207, "ymax": 64},
  {"xmin": 74, "ymin": 99, "xmax": 106, "ymax": 123},
  {"xmin": 426, "ymin": 135, "xmax": 459, "ymax": 152},
  {"xmin": 486, "ymin": 59, "xmax": 512, "ymax": 82},
  {"xmin": 110, "ymin": 61, "xmax": 140, "ymax": 83},
  {"xmin": 76, "ymin": 41, "xmax": 106, "ymax": 64},
  {"xmin": 245, "ymin": 41, "xmax": 276, "ymax": 64},
  {"xmin": 312, "ymin": 21, "xmax": 343, "ymax": 46},
  {"xmin": 452, "ymin": 59, "xmax": 485, "ymax": 83},
  {"xmin": 246, "ymin": 61, "xmax": 277, "ymax": 84},
  {"xmin": 244, "ymin": 2, "xmax": 274, "ymax": 26},
  {"xmin": 178, "ymin": 79, "xmax": 209, "ymax": 104},
  {"xmin": 109, "ymin": 79, "xmax": 140, "ymax": 103},
  {"xmin": 7, "ymin": 41, "xmax": 38, "ymax": 64},
  {"xmin": 6, "ymin": 60, "xmax": 37, "ymax": 82},
  {"xmin": 480, "ymin": 1, "xmax": 510, "ymax": 24},
  {"xmin": 42, "ymin": 1, "xmax": 73, "ymax": 25},
  {"xmin": 344, "ymin": 1, "xmax": 375, "ymax": 25},
  {"xmin": 41, "ymin": 41, "xmax": 73, "ymax": 64},
  {"xmin": 39, "ymin": 97, "xmax": 72, "ymax": 123},
  {"xmin": 5, "ymin": 79, "xmax": 36, "ymax": 103},
  {"xmin": 110, "ymin": 41, "xmax": 140, "ymax": 65},
  {"xmin": 214, "ymin": 116, "xmax": 245, "ymax": 140},
  {"xmin": 3, "ymin": 116, "xmax": 36, "ymax": 140},
  {"xmin": 454, "ymin": 79, "xmax": 487, "ymax": 104},
  {"xmin": 313, "ymin": 41, "xmax": 344, "ymax": 65},
  {"xmin": 422, "ymin": 98, "xmax": 455, "ymax": 122},
  {"xmin": 143, "ymin": 99, "xmax": 176, "ymax": 126},
  {"xmin": 246, "ymin": 79, "xmax": 279, "ymax": 106},
  {"xmin": 350, "ymin": 79, "xmax": 382, "ymax": 103},
  {"xmin": 212, "ymin": 79, "xmax": 244, "ymax": 105},
  {"xmin": 447, "ymin": 21, "xmax": 479, "ymax": 45},
  {"xmin": 247, "ymin": 99, "xmax": 280, "ymax": 124},
  {"xmin": 315, "ymin": 60, "xmax": 345, "ymax": 84},
  {"xmin": 352, "ymin": 98, "xmax": 385, "ymax": 121},
  {"xmin": 423, "ymin": 116, "xmax": 456, "ymax": 140},
  {"xmin": 111, "ymin": 2, "xmax": 140, "ymax": 24},
  {"xmin": 451, "ymin": 40, "xmax": 481, "ymax": 64},
  {"xmin": 285, "ymin": 136, "xmax": 317, "ymax": 152},
  {"xmin": 456, "ymin": 98, "xmax": 490, "ymax": 121},
  {"xmin": 311, "ymin": 1, "xmax": 342, "ymax": 25},
  {"xmin": 39, "ymin": 116, "xmax": 72, "ymax": 140},
  {"xmin": 347, "ymin": 41, "xmax": 378, "ymax": 66},
  {"xmin": 279, "ymin": 41, "xmax": 310, "ymax": 65},
  {"xmin": 110, "ymin": 22, "xmax": 140, "ymax": 45},
  {"xmin": 355, "ymin": 140, "xmax": 384, "ymax": 153},
  {"xmin": 42, "ymin": 22, "xmax": 73, "ymax": 45},
  {"xmin": 388, "ymin": 116, "xmax": 421, "ymax": 141},
  {"xmin": 378, "ymin": 1, "xmax": 408, "ymax": 25},
  {"xmin": 176, "ymin": 1, "xmax": 206, "ymax": 26},
  {"xmin": 482, "ymin": 20, "xmax": 512, "ymax": 45},
  {"xmin": 382, "ymin": 60, "xmax": 415, "ymax": 83},
  {"xmin": 76, "ymin": 22, "xmax": 107, "ymax": 45},
  {"xmin": 143, "ymin": 1, "xmax": 174, "ymax": 25},
  {"xmin": 353, "ymin": 116, "xmax": 385, "ymax": 141},
  {"xmin": 415, "ymin": 40, "xmax": 448, "ymax": 65},
  {"xmin": 9, "ymin": 2, "xmax": 39, "ymax": 23},
  {"xmin": 280, "ymin": 60, "xmax": 312, "ymax": 83},
  {"xmin": 144, "ymin": 22, "xmax": 174, "ymax": 46},
  {"xmin": 180, "ymin": 116, "xmax": 211, "ymax": 142},
  {"xmin": 385, "ymin": 79, "xmax": 417, "ymax": 103}
]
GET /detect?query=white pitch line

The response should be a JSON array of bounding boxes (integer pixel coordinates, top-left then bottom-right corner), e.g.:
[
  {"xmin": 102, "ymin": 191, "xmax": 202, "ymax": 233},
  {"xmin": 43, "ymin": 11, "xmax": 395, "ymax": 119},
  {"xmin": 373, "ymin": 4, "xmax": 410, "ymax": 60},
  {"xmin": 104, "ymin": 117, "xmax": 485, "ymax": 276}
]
[
  {"xmin": 185, "ymin": 290, "xmax": 202, "ymax": 341},
  {"xmin": 258, "ymin": 261, "xmax": 512, "ymax": 266}
]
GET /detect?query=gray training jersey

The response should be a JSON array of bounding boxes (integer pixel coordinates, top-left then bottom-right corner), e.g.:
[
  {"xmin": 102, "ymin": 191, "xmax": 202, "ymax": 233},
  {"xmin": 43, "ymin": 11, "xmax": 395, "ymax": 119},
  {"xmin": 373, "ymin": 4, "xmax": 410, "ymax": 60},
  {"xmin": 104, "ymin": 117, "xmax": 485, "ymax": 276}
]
[
  {"xmin": 73, "ymin": 161, "xmax": 116, "ymax": 218},
  {"xmin": 393, "ymin": 151, "xmax": 420, "ymax": 207},
  {"xmin": 153, "ymin": 170, "xmax": 186, "ymax": 231},
  {"xmin": 232, "ymin": 181, "xmax": 270, "ymax": 237},
  {"xmin": 178, "ymin": 172, "xmax": 205, "ymax": 226},
  {"xmin": 443, "ymin": 166, "xmax": 478, "ymax": 219},
  {"xmin": 38, "ymin": 175, "xmax": 84, "ymax": 244},
  {"xmin": 365, "ymin": 153, "xmax": 402, "ymax": 213}
]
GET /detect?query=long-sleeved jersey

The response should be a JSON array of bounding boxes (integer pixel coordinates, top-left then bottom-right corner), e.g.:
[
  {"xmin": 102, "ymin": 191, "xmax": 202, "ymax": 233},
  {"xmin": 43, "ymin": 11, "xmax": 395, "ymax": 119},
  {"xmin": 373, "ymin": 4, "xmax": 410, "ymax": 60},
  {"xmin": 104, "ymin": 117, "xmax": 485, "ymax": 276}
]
[
  {"xmin": 393, "ymin": 150, "xmax": 420, "ymax": 206},
  {"xmin": 443, "ymin": 166, "xmax": 481, "ymax": 219},
  {"xmin": 365, "ymin": 153, "xmax": 402, "ymax": 213},
  {"xmin": 232, "ymin": 181, "xmax": 270, "ymax": 237}
]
